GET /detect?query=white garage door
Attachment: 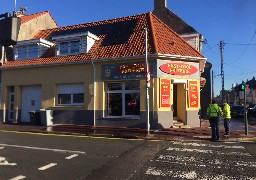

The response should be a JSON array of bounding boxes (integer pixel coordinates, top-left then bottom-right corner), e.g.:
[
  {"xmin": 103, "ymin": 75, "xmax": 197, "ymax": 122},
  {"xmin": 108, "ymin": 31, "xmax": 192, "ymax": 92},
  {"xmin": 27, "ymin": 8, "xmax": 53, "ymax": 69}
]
[{"xmin": 21, "ymin": 86, "xmax": 42, "ymax": 123}]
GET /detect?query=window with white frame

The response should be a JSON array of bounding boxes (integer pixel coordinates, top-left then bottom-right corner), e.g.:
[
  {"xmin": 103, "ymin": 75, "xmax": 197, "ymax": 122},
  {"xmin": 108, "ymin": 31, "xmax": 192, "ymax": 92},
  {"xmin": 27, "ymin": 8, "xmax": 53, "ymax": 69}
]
[
  {"xmin": 57, "ymin": 84, "xmax": 84, "ymax": 106},
  {"xmin": 106, "ymin": 81, "xmax": 140, "ymax": 117},
  {"xmin": 17, "ymin": 45, "xmax": 38, "ymax": 59},
  {"xmin": 59, "ymin": 40, "xmax": 80, "ymax": 55}
]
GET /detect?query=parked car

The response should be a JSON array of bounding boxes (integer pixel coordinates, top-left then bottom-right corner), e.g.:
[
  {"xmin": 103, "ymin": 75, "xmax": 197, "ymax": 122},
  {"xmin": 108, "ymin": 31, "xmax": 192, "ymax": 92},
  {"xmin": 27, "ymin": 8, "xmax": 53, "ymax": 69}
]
[
  {"xmin": 247, "ymin": 104, "xmax": 256, "ymax": 112},
  {"xmin": 231, "ymin": 105, "xmax": 245, "ymax": 118}
]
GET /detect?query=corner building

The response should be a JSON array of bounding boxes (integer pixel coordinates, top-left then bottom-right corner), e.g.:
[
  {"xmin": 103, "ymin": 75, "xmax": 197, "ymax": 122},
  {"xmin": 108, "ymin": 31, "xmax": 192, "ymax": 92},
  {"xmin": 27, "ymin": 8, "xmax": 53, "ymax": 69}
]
[{"xmin": 0, "ymin": 12, "xmax": 206, "ymax": 129}]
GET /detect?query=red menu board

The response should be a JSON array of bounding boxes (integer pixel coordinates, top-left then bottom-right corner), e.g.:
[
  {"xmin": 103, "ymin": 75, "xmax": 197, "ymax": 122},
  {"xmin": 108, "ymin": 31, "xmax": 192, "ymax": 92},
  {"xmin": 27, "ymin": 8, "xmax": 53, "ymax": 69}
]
[
  {"xmin": 160, "ymin": 79, "xmax": 171, "ymax": 107},
  {"xmin": 188, "ymin": 80, "xmax": 199, "ymax": 108}
]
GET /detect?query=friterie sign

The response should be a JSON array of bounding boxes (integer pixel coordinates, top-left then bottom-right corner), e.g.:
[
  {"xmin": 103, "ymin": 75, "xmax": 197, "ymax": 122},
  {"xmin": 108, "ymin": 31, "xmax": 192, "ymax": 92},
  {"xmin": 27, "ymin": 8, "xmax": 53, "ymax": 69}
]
[{"xmin": 159, "ymin": 63, "xmax": 198, "ymax": 75}]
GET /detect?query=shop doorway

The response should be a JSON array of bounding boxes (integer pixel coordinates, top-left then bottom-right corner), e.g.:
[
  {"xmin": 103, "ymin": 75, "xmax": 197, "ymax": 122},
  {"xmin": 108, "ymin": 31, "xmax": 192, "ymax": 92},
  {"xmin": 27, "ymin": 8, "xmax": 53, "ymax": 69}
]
[{"xmin": 172, "ymin": 83, "xmax": 186, "ymax": 121}]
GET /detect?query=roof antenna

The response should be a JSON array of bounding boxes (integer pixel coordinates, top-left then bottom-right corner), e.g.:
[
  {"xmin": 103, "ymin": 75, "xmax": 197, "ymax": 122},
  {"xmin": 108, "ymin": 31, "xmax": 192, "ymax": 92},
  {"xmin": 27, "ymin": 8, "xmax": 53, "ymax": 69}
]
[{"xmin": 14, "ymin": 0, "xmax": 16, "ymax": 11}]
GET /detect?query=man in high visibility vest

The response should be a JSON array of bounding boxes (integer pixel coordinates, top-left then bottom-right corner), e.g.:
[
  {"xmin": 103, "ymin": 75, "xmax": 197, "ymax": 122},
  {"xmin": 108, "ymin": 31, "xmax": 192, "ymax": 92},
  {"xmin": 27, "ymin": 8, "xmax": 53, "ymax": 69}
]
[
  {"xmin": 207, "ymin": 100, "xmax": 223, "ymax": 141},
  {"xmin": 223, "ymin": 100, "xmax": 231, "ymax": 136}
]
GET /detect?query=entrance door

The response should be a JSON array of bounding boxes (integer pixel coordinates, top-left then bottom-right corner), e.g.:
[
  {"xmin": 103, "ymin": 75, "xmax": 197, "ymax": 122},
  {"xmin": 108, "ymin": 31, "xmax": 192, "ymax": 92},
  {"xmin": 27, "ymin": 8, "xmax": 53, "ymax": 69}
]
[{"xmin": 21, "ymin": 86, "xmax": 42, "ymax": 123}]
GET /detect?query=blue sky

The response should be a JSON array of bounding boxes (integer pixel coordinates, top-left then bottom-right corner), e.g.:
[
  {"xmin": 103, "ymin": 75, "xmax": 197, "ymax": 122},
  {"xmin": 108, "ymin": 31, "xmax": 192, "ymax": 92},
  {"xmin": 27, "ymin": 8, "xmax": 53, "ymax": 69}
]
[{"xmin": 1, "ymin": 0, "xmax": 256, "ymax": 96}]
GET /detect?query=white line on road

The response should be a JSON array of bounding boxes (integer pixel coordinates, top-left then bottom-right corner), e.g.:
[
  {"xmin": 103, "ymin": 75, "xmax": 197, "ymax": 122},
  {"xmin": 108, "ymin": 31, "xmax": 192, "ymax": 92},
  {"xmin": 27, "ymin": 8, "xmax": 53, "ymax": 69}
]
[
  {"xmin": 65, "ymin": 154, "xmax": 78, "ymax": 159},
  {"xmin": 9, "ymin": 175, "xmax": 26, "ymax": 180},
  {"xmin": 38, "ymin": 163, "xmax": 57, "ymax": 171},
  {"xmin": 0, "ymin": 143, "xmax": 86, "ymax": 155},
  {"xmin": 173, "ymin": 142, "xmax": 245, "ymax": 149},
  {"xmin": 0, "ymin": 157, "xmax": 17, "ymax": 166}
]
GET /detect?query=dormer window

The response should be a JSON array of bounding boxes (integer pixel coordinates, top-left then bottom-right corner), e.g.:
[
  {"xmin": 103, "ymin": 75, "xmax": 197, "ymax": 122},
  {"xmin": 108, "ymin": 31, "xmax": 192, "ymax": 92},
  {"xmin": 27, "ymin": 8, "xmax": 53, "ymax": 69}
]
[
  {"xmin": 59, "ymin": 40, "xmax": 80, "ymax": 55},
  {"xmin": 14, "ymin": 38, "xmax": 54, "ymax": 60},
  {"xmin": 53, "ymin": 31, "xmax": 99, "ymax": 56},
  {"xmin": 17, "ymin": 45, "xmax": 38, "ymax": 59}
]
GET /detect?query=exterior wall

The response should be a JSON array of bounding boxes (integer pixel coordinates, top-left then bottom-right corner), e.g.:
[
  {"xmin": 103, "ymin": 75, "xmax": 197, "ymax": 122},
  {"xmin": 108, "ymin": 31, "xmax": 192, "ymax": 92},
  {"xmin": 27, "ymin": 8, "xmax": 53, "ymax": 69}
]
[
  {"xmin": 18, "ymin": 14, "xmax": 58, "ymax": 41},
  {"xmin": 1, "ymin": 62, "xmax": 97, "ymax": 125},
  {"xmin": 1, "ymin": 58, "xmax": 202, "ymax": 129}
]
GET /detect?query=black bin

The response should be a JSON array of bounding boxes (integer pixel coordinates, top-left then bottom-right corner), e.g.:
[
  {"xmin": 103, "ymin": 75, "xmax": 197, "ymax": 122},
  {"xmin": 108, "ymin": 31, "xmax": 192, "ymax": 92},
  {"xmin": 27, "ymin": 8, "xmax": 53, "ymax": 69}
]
[{"xmin": 29, "ymin": 110, "xmax": 41, "ymax": 125}]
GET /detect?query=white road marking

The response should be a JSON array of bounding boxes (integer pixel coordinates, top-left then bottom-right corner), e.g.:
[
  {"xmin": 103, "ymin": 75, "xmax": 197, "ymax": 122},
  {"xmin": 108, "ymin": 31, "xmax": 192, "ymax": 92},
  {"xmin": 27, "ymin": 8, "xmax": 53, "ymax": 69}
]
[
  {"xmin": 0, "ymin": 146, "xmax": 4, "ymax": 149},
  {"xmin": 0, "ymin": 157, "xmax": 17, "ymax": 166},
  {"xmin": 0, "ymin": 143, "xmax": 86, "ymax": 155},
  {"xmin": 167, "ymin": 147, "xmax": 251, "ymax": 156},
  {"xmin": 173, "ymin": 142, "xmax": 245, "ymax": 149},
  {"xmin": 9, "ymin": 175, "xmax": 26, "ymax": 180},
  {"xmin": 146, "ymin": 166, "xmax": 256, "ymax": 180},
  {"xmin": 38, "ymin": 163, "xmax": 57, "ymax": 171},
  {"xmin": 65, "ymin": 154, "xmax": 78, "ymax": 159}
]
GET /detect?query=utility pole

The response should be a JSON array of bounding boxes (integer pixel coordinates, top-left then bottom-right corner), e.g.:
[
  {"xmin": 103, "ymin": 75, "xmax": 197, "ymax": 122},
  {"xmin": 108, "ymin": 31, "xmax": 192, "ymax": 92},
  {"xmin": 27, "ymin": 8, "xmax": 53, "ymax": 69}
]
[
  {"xmin": 212, "ymin": 70, "xmax": 214, "ymax": 99},
  {"xmin": 220, "ymin": 41, "xmax": 225, "ymax": 104}
]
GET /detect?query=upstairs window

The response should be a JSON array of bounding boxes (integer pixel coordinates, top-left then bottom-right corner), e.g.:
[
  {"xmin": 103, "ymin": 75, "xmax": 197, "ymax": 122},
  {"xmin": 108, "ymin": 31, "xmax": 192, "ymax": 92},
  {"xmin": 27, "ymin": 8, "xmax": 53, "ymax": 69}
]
[
  {"xmin": 14, "ymin": 39, "xmax": 54, "ymax": 60},
  {"xmin": 58, "ymin": 40, "xmax": 80, "ymax": 55},
  {"xmin": 17, "ymin": 45, "xmax": 38, "ymax": 59},
  {"xmin": 53, "ymin": 31, "xmax": 99, "ymax": 56}
]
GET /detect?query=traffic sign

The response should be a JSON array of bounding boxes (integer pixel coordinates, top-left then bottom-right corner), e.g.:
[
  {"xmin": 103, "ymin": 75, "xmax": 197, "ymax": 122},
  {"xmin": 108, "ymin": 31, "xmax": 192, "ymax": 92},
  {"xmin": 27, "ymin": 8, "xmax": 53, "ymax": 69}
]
[{"xmin": 246, "ymin": 85, "xmax": 250, "ymax": 91}]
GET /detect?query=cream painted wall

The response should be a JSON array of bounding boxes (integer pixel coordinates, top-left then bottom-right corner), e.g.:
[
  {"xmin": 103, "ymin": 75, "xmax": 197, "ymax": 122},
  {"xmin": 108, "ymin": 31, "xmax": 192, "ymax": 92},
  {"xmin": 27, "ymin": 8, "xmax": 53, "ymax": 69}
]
[{"xmin": 1, "ymin": 63, "xmax": 100, "ymax": 112}]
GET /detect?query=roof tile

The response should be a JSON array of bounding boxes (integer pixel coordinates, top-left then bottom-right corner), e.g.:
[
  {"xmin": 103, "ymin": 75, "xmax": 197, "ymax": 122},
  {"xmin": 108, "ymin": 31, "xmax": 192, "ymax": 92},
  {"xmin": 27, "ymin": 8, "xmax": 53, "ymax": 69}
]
[{"xmin": 2, "ymin": 12, "xmax": 204, "ymax": 69}]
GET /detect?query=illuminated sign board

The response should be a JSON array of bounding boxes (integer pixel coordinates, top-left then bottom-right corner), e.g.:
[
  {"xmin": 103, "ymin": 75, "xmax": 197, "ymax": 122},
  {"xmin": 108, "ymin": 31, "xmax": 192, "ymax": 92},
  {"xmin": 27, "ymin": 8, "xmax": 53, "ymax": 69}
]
[
  {"xmin": 188, "ymin": 80, "xmax": 199, "ymax": 108},
  {"xmin": 101, "ymin": 62, "xmax": 153, "ymax": 80},
  {"xmin": 159, "ymin": 63, "xmax": 198, "ymax": 75},
  {"xmin": 157, "ymin": 60, "xmax": 199, "ymax": 79},
  {"xmin": 160, "ymin": 79, "xmax": 171, "ymax": 107}
]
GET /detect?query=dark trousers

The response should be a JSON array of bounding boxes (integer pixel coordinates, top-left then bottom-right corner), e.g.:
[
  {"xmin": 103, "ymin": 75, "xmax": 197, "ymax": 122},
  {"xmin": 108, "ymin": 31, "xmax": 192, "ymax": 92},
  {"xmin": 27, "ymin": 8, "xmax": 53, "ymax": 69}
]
[
  {"xmin": 209, "ymin": 117, "xmax": 220, "ymax": 140},
  {"xmin": 224, "ymin": 118, "xmax": 230, "ymax": 135}
]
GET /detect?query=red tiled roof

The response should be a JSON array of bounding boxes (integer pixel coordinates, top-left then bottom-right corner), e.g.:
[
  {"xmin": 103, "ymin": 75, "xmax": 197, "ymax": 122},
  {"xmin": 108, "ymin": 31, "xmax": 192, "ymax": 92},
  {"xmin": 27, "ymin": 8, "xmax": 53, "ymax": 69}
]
[
  {"xmin": 2, "ymin": 12, "xmax": 205, "ymax": 69},
  {"xmin": 20, "ymin": 11, "xmax": 57, "ymax": 26}
]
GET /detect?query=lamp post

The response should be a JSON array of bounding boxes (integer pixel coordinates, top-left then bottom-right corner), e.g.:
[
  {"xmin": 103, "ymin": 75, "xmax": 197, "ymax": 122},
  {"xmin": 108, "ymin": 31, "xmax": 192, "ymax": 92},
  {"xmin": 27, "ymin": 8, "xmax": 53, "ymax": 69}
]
[{"xmin": 145, "ymin": 28, "xmax": 150, "ymax": 134}]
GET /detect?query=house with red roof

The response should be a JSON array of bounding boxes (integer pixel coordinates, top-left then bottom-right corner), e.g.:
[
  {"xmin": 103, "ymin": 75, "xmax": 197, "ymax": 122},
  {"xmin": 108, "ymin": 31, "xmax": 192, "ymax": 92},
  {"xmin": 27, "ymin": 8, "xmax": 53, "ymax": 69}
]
[
  {"xmin": 0, "ymin": 10, "xmax": 58, "ymax": 64},
  {"xmin": 0, "ymin": 10, "xmax": 206, "ymax": 129}
]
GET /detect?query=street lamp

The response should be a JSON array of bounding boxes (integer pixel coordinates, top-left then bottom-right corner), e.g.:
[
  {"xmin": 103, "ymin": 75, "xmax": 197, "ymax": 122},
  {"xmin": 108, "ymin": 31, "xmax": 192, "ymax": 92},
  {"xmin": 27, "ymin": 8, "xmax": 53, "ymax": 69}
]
[{"xmin": 144, "ymin": 28, "xmax": 150, "ymax": 134}]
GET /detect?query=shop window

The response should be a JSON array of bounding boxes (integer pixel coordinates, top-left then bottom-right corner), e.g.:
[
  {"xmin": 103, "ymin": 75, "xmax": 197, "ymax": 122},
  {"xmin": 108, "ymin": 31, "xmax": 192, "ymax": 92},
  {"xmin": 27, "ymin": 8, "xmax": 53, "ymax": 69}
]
[
  {"xmin": 106, "ymin": 81, "xmax": 140, "ymax": 117},
  {"xmin": 57, "ymin": 84, "xmax": 84, "ymax": 106}
]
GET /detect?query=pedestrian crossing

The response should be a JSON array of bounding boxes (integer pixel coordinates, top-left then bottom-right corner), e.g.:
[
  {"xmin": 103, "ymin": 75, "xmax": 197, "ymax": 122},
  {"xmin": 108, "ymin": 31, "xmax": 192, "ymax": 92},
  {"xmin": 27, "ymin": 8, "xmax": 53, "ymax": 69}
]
[{"xmin": 144, "ymin": 142, "xmax": 256, "ymax": 180}]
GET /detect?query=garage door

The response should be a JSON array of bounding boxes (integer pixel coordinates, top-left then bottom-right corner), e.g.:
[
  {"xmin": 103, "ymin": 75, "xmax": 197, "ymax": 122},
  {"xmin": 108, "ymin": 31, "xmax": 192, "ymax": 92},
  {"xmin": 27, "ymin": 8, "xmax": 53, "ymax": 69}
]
[{"xmin": 21, "ymin": 86, "xmax": 42, "ymax": 123}]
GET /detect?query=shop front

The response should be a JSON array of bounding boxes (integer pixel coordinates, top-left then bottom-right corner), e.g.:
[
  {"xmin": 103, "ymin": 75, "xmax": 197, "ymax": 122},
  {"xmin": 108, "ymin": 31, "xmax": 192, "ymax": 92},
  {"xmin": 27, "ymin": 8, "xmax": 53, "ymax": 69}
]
[{"xmin": 99, "ymin": 59, "xmax": 202, "ymax": 129}]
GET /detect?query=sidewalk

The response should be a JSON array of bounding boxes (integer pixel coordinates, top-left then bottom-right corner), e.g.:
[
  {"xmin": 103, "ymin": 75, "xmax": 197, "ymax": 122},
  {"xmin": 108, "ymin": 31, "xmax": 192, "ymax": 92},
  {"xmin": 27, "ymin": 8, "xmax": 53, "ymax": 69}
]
[{"xmin": 0, "ymin": 119, "xmax": 256, "ymax": 142}]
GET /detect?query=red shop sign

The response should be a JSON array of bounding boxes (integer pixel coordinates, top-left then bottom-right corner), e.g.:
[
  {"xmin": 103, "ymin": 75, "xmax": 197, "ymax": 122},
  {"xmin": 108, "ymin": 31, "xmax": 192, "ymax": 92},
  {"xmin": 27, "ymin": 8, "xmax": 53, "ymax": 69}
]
[
  {"xmin": 188, "ymin": 80, "xmax": 199, "ymax": 108},
  {"xmin": 160, "ymin": 79, "xmax": 171, "ymax": 107},
  {"xmin": 159, "ymin": 63, "xmax": 198, "ymax": 75}
]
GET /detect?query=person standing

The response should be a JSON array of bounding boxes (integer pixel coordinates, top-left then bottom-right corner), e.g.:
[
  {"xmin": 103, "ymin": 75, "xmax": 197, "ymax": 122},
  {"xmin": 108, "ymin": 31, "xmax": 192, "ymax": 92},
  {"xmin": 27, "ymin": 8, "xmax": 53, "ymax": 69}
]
[
  {"xmin": 207, "ymin": 100, "xmax": 223, "ymax": 141},
  {"xmin": 223, "ymin": 100, "xmax": 231, "ymax": 136}
]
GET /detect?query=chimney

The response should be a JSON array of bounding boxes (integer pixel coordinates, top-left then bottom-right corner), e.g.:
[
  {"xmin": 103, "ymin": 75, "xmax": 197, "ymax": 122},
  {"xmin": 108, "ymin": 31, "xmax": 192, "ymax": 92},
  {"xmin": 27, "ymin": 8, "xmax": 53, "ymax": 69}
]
[{"xmin": 154, "ymin": 0, "xmax": 167, "ymax": 11}]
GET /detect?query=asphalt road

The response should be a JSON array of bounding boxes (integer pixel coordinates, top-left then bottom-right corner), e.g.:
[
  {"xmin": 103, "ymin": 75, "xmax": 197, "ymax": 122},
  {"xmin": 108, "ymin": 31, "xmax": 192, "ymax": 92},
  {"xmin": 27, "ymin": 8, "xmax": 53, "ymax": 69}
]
[
  {"xmin": 0, "ymin": 131, "xmax": 256, "ymax": 180},
  {"xmin": 0, "ymin": 131, "xmax": 164, "ymax": 180}
]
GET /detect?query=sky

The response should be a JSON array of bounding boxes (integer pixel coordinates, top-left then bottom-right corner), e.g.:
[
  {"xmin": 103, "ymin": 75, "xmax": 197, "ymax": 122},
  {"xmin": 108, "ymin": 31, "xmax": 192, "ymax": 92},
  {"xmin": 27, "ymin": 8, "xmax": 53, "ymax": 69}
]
[{"xmin": 1, "ymin": 0, "xmax": 256, "ymax": 96}]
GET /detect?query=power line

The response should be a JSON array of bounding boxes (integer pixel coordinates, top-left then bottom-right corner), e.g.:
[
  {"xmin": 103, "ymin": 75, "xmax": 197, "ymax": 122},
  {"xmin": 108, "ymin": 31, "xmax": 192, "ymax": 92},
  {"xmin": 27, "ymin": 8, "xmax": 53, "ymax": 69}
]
[
  {"xmin": 226, "ymin": 30, "xmax": 256, "ymax": 65},
  {"xmin": 225, "ymin": 43, "xmax": 256, "ymax": 46}
]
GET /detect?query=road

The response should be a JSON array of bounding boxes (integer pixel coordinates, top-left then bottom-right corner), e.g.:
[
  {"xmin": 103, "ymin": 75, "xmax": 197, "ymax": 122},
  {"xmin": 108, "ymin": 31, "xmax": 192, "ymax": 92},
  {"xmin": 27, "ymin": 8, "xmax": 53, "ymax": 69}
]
[{"xmin": 0, "ymin": 131, "xmax": 256, "ymax": 180}]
